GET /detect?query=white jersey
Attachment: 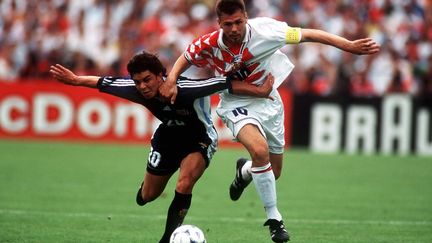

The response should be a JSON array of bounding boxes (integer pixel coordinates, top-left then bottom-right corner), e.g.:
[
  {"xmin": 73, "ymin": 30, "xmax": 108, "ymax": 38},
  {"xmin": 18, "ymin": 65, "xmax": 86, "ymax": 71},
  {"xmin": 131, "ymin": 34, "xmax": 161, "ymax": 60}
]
[
  {"xmin": 184, "ymin": 17, "xmax": 301, "ymax": 105},
  {"xmin": 184, "ymin": 17, "xmax": 302, "ymax": 152}
]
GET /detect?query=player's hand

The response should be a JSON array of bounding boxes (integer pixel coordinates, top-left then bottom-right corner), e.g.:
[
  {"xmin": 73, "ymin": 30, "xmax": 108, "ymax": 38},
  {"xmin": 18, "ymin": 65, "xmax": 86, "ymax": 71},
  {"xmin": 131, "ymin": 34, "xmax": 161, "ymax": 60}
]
[
  {"xmin": 159, "ymin": 76, "xmax": 178, "ymax": 104},
  {"xmin": 259, "ymin": 73, "xmax": 274, "ymax": 100},
  {"xmin": 49, "ymin": 64, "xmax": 79, "ymax": 85},
  {"xmin": 230, "ymin": 71, "xmax": 274, "ymax": 99},
  {"xmin": 348, "ymin": 38, "xmax": 380, "ymax": 55}
]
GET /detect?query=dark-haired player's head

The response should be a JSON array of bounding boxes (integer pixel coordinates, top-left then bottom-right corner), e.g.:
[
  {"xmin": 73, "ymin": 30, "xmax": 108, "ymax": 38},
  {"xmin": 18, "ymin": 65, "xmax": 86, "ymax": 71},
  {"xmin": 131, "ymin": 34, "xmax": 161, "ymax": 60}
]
[
  {"xmin": 215, "ymin": 0, "xmax": 246, "ymax": 18},
  {"xmin": 127, "ymin": 51, "xmax": 166, "ymax": 99},
  {"xmin": 215, "ymin": 0, "xmax": 248, "ymax": 45},
  {"xmin": 127, "ymin": 51, "xmax": 166, "ymax": 78}
]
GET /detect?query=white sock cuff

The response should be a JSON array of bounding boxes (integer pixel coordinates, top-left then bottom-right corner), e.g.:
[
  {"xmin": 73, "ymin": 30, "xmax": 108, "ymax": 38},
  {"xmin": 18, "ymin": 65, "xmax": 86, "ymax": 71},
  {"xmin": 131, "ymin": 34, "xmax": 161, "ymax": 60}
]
[{"xmin": 251, "ymin": 163, "xmax": 272, "ymax": 174}]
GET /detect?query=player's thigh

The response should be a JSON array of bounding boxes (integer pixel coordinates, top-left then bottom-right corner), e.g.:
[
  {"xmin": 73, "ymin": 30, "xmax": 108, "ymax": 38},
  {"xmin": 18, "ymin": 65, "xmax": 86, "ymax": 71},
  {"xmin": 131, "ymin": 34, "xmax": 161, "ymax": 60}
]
[
  {"xmin": 142, "ymin": 172, "xmax": 172, "ymax": 200},
  {"xmin": 218, "ymin": 107, "xmax": 270, "ymax": 164},
  {"xmin": 176, "ymin": 152, "xmax": 207, "ymax": 193},
  {"xmin": 237, "ymin": 124, "xmax": 269, "ymax": 164}
]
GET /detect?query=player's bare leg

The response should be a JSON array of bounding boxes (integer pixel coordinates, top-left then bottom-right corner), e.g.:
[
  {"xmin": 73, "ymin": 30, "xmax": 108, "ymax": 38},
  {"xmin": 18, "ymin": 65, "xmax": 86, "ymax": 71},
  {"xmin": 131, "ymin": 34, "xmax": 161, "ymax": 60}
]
[
  {"xmin": 159, "ymin": 152, "xmax": 207, "ymax": 243},
  {"xmin": 176, "ymin": 152, "xmax": 207, "ymax": 194},
  {"xmin": 136, "ymin": 173, "xmax": 171, "ymax": 206},
  {"xmin": 235, "ymin": 124, "xmax": 289, "ymax": 242},
  {"xmin": 269, "ymin": 153, "xmax": 283, "ymax": 179}
]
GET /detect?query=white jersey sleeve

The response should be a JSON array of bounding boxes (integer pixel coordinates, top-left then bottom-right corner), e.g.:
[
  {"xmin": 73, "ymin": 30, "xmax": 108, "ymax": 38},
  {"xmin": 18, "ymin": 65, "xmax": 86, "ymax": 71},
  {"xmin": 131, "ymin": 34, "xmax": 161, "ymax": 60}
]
[
  {"xmin": 248, "ymin": 17, "xmax": 301, "ymax": 47},
  {"xmin": 245, "ymin": 18, "xmax": 300, "ymax": 88},
  {"xmin": 250, "ymin": 17, "xmax": 289, "ymax": 43}
]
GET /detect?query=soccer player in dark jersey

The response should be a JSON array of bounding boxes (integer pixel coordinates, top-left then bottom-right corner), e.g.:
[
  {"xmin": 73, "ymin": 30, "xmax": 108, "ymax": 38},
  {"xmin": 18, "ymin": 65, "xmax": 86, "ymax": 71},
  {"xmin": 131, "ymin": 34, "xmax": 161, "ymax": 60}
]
[{"xmin": 49, "ymin": 51, "xmax": 273, "ymax": 243}]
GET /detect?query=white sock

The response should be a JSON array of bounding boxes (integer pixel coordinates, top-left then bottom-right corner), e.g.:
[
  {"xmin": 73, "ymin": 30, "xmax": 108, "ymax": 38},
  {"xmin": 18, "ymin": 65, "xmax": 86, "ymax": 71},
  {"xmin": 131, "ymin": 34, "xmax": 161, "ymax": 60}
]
[
  {"xmin": 251, "ymin": 163, "xmax": 282, "ymax": 221},
  {"xmin": 241, "ymin": 160, "xmax": 252, "ymax": 182}
]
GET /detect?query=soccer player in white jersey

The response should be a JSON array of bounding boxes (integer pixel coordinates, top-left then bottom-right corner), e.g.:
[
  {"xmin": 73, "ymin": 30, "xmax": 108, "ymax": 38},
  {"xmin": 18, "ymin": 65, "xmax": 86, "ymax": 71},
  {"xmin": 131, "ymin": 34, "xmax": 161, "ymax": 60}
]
[
  {"xmin": 159, "ymin": 0, "xmax": 380, "ymax": 242},
  {"xmin": 50, "ymin": 51, "xmax": 273, "ymax": 243}
]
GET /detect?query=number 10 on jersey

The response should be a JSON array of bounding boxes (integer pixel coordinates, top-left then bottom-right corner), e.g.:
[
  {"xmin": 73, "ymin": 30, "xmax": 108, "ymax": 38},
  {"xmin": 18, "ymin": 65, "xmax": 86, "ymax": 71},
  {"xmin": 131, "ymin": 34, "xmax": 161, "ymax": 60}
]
[{"xmin": 232, "ymin": 107, "xmax": 248, "ymax": 117}]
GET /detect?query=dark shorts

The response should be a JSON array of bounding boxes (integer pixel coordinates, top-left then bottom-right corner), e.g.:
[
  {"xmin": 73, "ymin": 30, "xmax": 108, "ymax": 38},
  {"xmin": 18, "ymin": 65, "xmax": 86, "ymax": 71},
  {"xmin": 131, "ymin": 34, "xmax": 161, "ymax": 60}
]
[{"xmin": 146, "ymin": 125, "xmax": 216, "ymax": 176}]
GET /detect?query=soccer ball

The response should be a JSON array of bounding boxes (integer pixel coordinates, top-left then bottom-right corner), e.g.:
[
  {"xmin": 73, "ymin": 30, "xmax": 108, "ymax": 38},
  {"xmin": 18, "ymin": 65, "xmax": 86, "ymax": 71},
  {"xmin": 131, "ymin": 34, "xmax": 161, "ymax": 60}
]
[{"xmin": 169, "ymin": 224, "xmax": 206, "ymax": 243}]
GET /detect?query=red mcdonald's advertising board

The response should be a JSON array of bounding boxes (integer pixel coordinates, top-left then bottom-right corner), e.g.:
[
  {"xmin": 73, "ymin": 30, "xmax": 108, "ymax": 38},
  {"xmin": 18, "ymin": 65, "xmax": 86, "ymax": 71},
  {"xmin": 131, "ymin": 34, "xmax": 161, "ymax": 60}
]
[{"xmin": 0, "ymin": 81, "xmax": 293, "ymax": 147}]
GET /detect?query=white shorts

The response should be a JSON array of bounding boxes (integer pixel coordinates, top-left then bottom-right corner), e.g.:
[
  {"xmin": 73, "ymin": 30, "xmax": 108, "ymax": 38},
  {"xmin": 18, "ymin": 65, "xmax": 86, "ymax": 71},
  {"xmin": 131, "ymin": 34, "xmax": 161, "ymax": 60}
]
[{"xmin": 216, "ymin": 89, "xmax": 285, "ymax": 154}]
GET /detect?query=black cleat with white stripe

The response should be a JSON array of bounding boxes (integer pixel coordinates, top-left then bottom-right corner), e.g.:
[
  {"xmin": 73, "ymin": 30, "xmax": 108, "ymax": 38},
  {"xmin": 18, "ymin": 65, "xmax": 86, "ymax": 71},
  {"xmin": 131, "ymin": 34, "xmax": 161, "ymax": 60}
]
[
  {"xmin": 264, "ymin": 219, "xmax": 290, "ymax": 242},
  {"xmin": 229, "ymin": 158, "xmax": 252, "ymax": 201}
]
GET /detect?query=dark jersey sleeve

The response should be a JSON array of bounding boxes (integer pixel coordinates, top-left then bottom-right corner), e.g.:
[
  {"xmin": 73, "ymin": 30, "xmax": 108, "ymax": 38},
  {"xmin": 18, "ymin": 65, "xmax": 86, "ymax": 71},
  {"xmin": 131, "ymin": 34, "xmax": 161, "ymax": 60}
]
[
  {"xmin": 97, "ymin": 77, "xmax": 143, "ymax": 104},
  {"xmin": 175, "ymin": 76, "xmax": 233, "ymax": 103},
  {"xmin": 97, "ymin": 75, "xmax": 233, "ymax": 104}
]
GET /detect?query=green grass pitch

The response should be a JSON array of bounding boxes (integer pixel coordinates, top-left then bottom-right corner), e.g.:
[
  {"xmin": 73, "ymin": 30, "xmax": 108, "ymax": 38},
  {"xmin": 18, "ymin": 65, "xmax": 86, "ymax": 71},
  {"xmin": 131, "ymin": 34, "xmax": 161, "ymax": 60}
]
[{"xmin": 0, "ymin": 140, "xmax": 431, "ymax": 242}]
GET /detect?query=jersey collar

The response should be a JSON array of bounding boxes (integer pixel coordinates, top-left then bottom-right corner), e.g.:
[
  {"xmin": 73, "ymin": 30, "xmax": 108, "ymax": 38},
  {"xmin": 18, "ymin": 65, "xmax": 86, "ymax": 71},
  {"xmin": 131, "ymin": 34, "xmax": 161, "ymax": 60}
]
[{"xmin": 217, "ymin": 23, "xmax": 251, "ymax": 50}]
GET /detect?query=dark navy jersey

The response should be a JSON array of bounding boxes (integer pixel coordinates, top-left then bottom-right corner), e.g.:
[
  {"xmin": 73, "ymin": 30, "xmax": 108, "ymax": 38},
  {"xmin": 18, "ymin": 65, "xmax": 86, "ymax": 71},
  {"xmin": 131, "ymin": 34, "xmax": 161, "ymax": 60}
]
[
  {"xmin": 97, "ymin": 75, "xmax": 233, "ymax": 175},
  {"xmin": 97, "ymin": 75, "xmax": 231, "ymax": 128},
  {"xmin": 97, "ymin": 75, "xmax": 232, "ymax": 158}
]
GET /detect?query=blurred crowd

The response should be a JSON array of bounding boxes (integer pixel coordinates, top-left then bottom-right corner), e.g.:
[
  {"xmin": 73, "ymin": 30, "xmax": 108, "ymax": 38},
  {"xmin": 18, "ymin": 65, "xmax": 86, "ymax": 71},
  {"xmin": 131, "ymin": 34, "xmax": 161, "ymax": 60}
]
[{"xmin": 1, "ymin": 0, "xmax": 431, "ymax": 97}]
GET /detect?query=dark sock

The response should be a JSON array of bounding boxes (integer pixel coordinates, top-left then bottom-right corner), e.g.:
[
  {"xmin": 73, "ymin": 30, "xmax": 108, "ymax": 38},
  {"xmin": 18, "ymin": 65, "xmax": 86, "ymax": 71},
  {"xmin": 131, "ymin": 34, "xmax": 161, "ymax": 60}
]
[
  {"xmin": 136, "ymin": 183, "xmax": 147, "ymax": 206},
  {"xmin": 159, "ymin": 191, "xmax": 192, "ymax": 243}
]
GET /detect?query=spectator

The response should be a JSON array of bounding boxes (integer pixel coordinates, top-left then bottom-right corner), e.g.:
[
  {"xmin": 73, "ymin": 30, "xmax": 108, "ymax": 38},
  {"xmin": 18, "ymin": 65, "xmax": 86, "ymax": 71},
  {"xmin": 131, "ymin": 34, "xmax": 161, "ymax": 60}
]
[{"xmin": 0, "ymin": 0, "xmax": 430, "ymax": 97}]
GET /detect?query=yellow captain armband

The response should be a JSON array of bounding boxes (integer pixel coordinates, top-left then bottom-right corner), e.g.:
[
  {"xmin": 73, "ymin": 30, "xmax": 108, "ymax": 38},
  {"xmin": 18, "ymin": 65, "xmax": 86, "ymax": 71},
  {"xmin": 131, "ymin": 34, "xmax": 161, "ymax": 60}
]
[{"xmin": 286, "ymin": 27, "xmax": 301, "ymax": 44}]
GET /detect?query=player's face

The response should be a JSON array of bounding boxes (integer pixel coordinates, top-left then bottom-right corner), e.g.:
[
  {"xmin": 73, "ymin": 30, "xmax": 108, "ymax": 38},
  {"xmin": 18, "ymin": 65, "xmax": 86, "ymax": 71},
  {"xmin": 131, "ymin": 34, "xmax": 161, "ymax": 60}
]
[
  {"xmin": 132, "ymin": 71, "xmax": 163, "ymax": 99},
  {"xmin": 218, "ymin": 10, "xmax": 247, "ymax": 45}
]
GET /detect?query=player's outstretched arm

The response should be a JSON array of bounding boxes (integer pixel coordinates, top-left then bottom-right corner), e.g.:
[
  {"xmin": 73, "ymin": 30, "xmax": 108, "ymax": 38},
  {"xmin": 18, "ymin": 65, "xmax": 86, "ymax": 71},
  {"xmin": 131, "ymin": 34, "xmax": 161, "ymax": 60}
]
[
  {"xmin": 300, "ymin": 29, "xmax": 380, "ymax": 55},
  {"xmin": 49, "ymin": 64, "xmax": 100, "ymax": 88},
  {"xmin": 231, "ymin": 74, "xmax": 274, "ymax": 99}
]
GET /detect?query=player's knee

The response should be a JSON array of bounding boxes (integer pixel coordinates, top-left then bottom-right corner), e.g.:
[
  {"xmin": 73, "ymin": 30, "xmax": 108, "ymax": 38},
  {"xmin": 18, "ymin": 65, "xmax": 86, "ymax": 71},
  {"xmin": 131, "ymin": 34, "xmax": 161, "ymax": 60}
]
[
  {"xmin": 249, "ymin": 145, "xmax": 269, "ymax": 164},
  {"xmin": 176, "ymin": 177, "xmax": 196, "ymax": 194}
]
